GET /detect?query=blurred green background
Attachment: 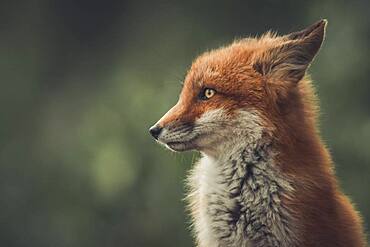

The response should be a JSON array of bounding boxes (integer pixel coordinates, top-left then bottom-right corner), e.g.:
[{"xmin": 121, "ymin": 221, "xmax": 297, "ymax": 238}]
[{"xmin": 0, "ymin": 0, "xmax": 369, "ymax": 246}]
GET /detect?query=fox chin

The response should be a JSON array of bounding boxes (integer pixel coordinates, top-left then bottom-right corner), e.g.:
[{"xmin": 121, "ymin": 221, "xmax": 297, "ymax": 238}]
[{"xmin": 149, "ymin": 19, "xmax": 366, "ymax": 247}]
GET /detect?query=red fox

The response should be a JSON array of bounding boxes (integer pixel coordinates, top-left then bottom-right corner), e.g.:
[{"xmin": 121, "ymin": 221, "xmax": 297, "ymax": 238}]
[{"xmin": 149, "ymin": 20, "xmax": 366, "ymax": 247}]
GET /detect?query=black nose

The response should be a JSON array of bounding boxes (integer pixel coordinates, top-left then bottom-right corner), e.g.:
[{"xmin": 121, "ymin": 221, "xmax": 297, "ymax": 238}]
[{"xmin": 149, "ymin": 125, "xmax": 163, "ymax": 140}]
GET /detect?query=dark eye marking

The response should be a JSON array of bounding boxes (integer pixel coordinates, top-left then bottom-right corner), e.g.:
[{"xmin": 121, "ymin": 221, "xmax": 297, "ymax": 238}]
[{"xmin": 198, "ymin": 88, "xmax": 216, "ymax": 100}]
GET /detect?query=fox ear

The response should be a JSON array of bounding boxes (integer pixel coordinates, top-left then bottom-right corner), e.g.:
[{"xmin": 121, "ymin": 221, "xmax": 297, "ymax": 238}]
[{"xmin": 254, "ymin": 19, "xmax": 327, "ymax": 84}]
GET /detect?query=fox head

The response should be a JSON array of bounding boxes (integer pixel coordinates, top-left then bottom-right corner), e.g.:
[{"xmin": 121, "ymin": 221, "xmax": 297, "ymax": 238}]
[{"xmin": 150, "ymin": 20, "xmax": 327, "ymax": 157}]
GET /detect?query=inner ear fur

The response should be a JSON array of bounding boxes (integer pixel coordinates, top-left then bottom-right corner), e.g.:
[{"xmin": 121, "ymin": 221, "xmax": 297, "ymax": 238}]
[{"xmin": 254, "ymin": 19, "xmax": 327, "ymax": 84}]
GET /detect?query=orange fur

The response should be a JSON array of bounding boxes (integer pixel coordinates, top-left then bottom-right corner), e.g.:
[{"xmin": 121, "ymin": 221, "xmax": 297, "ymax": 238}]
[{"xmin": 156, "ymin": 20, "xmax": 366, "ymax": 246}]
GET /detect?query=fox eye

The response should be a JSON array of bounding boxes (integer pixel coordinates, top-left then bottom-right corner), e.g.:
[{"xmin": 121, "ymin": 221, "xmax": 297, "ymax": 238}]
[{"xmin": 199, "ymin": 88, "xmax": 216, "ymax": 100}]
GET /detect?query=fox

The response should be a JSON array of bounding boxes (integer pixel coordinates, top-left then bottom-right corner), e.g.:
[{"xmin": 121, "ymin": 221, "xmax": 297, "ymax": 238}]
[{"xmin": 149, "ymin": 20, "xmax": 367, "ymax": 247}]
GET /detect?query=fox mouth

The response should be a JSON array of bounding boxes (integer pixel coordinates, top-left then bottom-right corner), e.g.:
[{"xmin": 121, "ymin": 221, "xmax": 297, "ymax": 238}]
[
  {"xmin": 166, "ymin": 140, "xmax": 196, "ymax": 152},
  {"xmin": 157, "ymin": 124, "xmax": 198, "ymax": 152}
]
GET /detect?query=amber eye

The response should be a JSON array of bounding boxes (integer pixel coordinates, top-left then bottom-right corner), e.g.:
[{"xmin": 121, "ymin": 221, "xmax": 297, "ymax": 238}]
[{"xmin": 199, "ymin": 88, "xmax": 216, "ymax": 100}]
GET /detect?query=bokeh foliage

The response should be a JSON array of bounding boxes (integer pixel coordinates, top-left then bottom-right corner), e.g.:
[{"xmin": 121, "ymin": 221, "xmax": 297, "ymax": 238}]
[{"xmin": 0, "ymin": 0, "xmax": 369, "ymax": 246}]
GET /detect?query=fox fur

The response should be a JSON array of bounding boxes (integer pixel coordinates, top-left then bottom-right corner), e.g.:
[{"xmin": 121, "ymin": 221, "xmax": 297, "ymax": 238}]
[{"xmin": 150, "ymin": 20, "xmax": 366, "ymax": 247}]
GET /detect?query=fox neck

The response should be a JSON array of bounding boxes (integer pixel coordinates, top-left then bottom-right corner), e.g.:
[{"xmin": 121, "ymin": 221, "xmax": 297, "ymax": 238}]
[
  {"xmin": 189, "ymin": 132, "xmax": 299, "ymax": 247},
  {"xmin": 189, "ymin": 97, "xmax": 340, "ymax": 246}
]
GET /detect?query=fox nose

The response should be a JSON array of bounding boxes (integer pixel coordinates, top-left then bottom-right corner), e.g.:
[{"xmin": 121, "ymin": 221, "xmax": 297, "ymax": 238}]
[{"xmin": 149, "ymin": 124, "xmax": 163, "ymax": 140}]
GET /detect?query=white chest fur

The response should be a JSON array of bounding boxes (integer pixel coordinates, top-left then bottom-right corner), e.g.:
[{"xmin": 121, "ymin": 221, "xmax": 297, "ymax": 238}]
[{"xmin": 187, "ymin": 144, "xmax": 297, "ymax": 247}]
